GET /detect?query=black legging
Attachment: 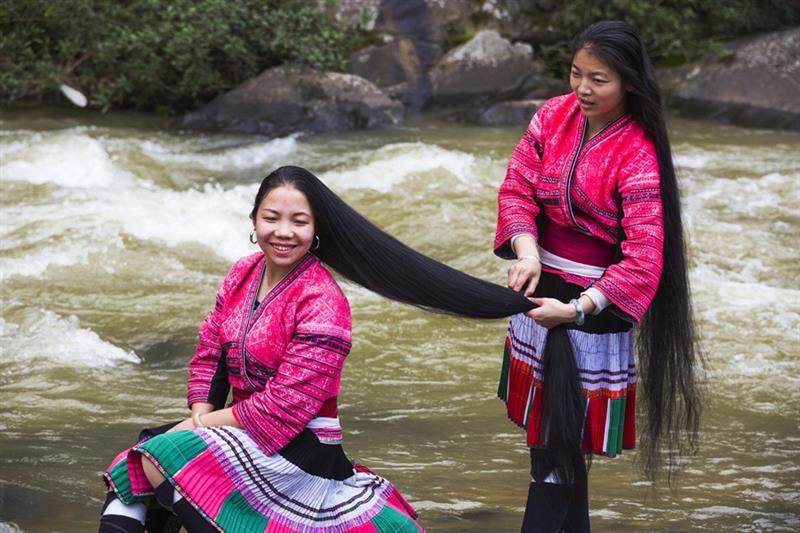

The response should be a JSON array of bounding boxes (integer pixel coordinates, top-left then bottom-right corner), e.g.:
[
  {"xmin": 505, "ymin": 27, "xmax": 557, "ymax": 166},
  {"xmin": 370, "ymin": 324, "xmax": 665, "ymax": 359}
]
[
  {"xmin": 521, "ymin": 449, "xmax": 590, "ymax": 533},
  {"xmin": 153, "ymin": 481, "xmax": 216, "ymax": 533}
]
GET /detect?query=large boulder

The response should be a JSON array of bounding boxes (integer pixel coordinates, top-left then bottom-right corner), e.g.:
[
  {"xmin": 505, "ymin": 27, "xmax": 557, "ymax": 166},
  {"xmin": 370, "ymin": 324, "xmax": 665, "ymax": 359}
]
[
  {"xmin": 428, "ymin": 30, "xmax": 543, "ymax": 107},
  {"xmin": 346, "ymin": 0, "xmax": 475, "ymax": 110},
  {"xmin": 182, "ymin": 66, "xmax": 403, "ymax": 136},
  {"xmin": 347, "ymin": 36, "xmax": 433, "ymax": 109},
  {"xmin": 659, "ymin": 28, "xmax": 800, "ymax": 131},
  {"xmin": 474, "ymin": 99, "xmax": 544, "ymax": 126},
  {"xmin": 348, "ymin": 36, "xmax": 422, "ymax": 88}
]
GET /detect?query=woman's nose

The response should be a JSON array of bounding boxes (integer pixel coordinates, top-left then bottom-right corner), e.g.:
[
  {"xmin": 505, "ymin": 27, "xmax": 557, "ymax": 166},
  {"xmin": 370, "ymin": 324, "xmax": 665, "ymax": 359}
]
[{"xmin": 275, "ymin": 221, "xmax": 293, "ymax": 236}]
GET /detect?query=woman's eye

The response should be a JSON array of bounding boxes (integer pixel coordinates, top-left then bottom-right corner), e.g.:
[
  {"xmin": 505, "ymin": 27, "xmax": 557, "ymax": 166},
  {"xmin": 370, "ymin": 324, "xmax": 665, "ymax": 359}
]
[
  {"xmin": 593, "ymin": 78, "xmax": 607, "ymax": 84},
  {"xmin": 263, "ymin": 217, "xmax": 276, "ymax": 222}
]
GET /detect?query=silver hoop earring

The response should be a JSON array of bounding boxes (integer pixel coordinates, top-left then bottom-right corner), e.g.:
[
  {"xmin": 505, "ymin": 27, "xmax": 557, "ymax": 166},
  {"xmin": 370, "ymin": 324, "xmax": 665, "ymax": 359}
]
[
  {"xmin": 249, "ymin": 230, "xmax": 257, "ymax": 244},
  {"xmin": 311, "ymin": 235, "xmax": 320, "ymax": 251}
]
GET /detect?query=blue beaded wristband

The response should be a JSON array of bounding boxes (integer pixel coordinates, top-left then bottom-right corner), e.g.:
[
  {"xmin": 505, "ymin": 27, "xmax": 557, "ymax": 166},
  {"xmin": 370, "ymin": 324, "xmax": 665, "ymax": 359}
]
[{"xmin": 570, "ymin": 298, "xmax": 585, "ymax": 326}]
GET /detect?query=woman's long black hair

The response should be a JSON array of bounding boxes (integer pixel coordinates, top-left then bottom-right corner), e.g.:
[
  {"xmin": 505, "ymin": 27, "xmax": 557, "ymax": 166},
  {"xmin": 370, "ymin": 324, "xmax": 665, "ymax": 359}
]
[
  {"xmin": 573, "ymin": 20, "xmax": 702, "ymax": 481},
  {"xmin": 251, "ymin": 165, "xmax": 534, "ymax": 319}
]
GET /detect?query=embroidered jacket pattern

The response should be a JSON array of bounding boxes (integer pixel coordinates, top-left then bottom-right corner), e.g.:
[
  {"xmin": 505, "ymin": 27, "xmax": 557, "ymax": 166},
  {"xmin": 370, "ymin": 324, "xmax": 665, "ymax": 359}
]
[
  {"xmin": 494, "ymin": 93, "xmax": 665, "ymax": 322},
  {"xmin": 187, "ymin": 252, "xmax": 352, "ymax": 455}
]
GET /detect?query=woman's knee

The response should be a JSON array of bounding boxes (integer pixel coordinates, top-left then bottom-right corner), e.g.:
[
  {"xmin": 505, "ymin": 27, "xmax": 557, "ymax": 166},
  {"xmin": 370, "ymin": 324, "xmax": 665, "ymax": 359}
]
[{"xmin": 141, "ymin": 456, "xmax": 165, "ymax": 488}]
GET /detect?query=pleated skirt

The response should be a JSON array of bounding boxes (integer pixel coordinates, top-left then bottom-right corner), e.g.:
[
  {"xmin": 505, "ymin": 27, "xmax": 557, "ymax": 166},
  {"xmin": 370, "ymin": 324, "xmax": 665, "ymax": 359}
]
[
  {"xmin": 104, "ymin": 427, "xmax": 422, "ymax": 532},
  {"xmin": 497, "ymin": 273, "xmax": 637, "ymax": 456}
]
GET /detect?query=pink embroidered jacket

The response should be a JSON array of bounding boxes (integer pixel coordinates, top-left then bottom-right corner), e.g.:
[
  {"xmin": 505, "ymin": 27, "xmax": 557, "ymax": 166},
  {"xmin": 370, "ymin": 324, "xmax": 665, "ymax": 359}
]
[
  {"xmin": 187, "ymin": 252, "xmax": 351, "ymax": 455},
  {"xmin": 494, "ymin": 93, "xmax": 664, "ymax": 322}
]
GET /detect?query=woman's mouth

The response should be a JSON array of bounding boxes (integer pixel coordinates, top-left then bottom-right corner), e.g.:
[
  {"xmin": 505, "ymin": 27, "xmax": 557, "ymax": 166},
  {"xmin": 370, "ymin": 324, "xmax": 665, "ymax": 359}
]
[
  {"xmin": 578, "ymin": 97, "xmax": 593, "ymax": 108},
  {"xmin": 270, "ymin": 242, "xmax": 295, "ymax": 254}
]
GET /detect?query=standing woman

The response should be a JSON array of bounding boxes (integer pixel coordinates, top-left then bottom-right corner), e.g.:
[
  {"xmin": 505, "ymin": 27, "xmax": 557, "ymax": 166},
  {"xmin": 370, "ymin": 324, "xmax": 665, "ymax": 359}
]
[
  {"xmin": 495, "ymin": 21, "xmax": 701, "ymax": 531},
  {"xmin": 99, "ymin": 166, "xmax": 536, "ymax": 533}
]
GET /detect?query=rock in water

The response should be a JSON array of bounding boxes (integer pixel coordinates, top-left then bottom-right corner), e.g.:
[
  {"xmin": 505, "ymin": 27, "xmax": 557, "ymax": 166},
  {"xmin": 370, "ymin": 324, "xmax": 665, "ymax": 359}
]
[
  {"xmin": 428, "ymin": 30, "xmax": 543, "ymax": 107},
  {"xmin": 659, "ymin": 28, "xmax": 800, "ymax": 131},
  {"xmin": 182, "ymin": 66, "xmax": 403, "ymax": 136}
]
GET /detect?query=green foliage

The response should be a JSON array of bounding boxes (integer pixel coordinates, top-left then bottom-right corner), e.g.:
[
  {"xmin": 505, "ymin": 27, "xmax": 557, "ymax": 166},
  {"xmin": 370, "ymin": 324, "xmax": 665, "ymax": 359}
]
[
  {"xmin": 537, "ymin": 0, "xmax": 800, "ymax": 76},
  {"xmin": 2, "ymin": 0, "xmax": 797, "ymax": 111},
  {"xmin": 0, "ymin": 0, "xmax": 362, "ymax": 112}
]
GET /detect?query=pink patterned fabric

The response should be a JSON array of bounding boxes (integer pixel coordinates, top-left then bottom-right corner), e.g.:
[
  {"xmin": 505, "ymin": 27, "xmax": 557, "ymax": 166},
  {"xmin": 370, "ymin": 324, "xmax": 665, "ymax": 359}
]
[
  {"xmin": 172, "ymin": 448, "xmax": 236, "ymax": 518},
  {"xmin": 188, "ymin": 252, "xmax": 351, "ymax": 455},
  {"xmin": 494, "ymin": 93, "xmax": 664, "ymax": 322}
]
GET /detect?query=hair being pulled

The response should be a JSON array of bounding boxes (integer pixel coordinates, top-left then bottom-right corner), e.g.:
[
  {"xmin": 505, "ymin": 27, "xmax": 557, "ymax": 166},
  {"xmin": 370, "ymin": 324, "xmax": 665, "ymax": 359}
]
[{"xmin": 251, "ymin": 165, "xmax": 534, "ymax": 319}]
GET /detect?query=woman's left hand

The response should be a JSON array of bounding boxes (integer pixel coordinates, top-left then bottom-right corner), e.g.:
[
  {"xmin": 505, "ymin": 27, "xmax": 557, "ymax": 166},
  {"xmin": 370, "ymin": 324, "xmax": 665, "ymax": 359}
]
[{"xmin": 526, "ymin": 297, "xmax": 576, "ymax": 329}]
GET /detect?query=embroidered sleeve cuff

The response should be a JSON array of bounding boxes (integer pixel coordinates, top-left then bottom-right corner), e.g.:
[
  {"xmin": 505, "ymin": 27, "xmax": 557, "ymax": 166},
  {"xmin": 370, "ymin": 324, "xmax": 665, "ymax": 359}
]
[
  {"xmin": 187, "ymin": 389, "xmax": 211, "ymax": 408},
  {"xmin": 581, "ymin": 287, "xmax": 611, "ymax": 315}
]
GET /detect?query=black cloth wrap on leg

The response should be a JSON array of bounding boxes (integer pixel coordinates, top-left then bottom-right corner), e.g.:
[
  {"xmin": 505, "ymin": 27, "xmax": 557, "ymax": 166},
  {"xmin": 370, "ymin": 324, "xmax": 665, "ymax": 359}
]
[
  {"xmin": 153, "ymin": 481, "xmax": 216, "ymax": 533},
  {"xmin": 524, "ymin": 450, "xmax": 590, "ymax": 533}
]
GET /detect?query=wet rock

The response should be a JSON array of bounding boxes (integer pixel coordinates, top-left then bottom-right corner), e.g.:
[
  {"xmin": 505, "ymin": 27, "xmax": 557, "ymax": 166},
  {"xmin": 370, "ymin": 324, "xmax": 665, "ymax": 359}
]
[
  {"xmin": 347, "ymin": 36, "xmax": 438, "ymax": 110},
  {"xmin": 428, "ymin": 30, "xmax": 543, "ymax": 107},
  {"xmin": 475, "ymin": 99, "xmax": 544, "ymax": 126},
  {"xmin": 383, "ymin": 76, "xmax": 433, "ymax": 110},
  {"xmin": 659, "ymin": 28, "xmax": 800, "ymax": 131},
  {"xmin": 182, "ymin": 65, "xmax": 403, "ymax": 136},
  {"xmin": 523, "ymin": 76, "xmax": 568, "ymax": 99},
  {"xmin": 346, "ymin": 0, "xmax": 477, "ymax": 110},
  {"xmin": 348, "ymin": 36, "xmax": 422, "ymax": 88}
]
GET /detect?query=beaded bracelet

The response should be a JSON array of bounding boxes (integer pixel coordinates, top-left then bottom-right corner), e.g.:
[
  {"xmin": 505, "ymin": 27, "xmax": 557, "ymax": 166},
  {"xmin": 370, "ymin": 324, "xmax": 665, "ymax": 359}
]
[{"xmin": 570, "ymin": 298, "xmax": 585, "ymax": 326}]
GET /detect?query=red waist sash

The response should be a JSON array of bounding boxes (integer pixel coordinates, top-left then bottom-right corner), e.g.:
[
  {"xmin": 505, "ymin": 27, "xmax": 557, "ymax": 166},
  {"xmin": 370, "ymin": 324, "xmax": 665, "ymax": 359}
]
[
  {"xmin": 232, "ymin": 388, "xmax": 338, "ymax": 418},
  {"xmin": 539, "ymin": 219, "xmax": 616, "ymax": 267}
]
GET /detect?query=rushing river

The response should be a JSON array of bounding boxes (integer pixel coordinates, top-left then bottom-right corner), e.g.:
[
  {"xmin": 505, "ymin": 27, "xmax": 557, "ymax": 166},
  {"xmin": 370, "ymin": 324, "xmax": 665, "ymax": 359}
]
[{"xmin": 0, "ymin": 108, "xmax": 798, "ymax": 532}]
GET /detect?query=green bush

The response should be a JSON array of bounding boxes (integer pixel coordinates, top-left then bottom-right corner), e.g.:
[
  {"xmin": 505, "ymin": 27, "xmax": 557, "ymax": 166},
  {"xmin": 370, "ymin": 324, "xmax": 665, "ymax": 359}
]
[
  {"xmin": 538, "ymin": 0, "xmax": 800, "ymax": 76},
  {"xmin": 2, "ymin": 0, "xmax": 797, "ymax": 111},
  {"xmin": 0, "ymin": 0, "xmax": 361, "ymax": 112}
]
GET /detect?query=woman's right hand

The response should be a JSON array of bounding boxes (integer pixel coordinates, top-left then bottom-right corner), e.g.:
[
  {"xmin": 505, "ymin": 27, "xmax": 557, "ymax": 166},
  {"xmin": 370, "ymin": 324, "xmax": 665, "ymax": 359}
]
[{"xmin": 508, "ymin": 256, "xmax": 541, "ymax": 296}]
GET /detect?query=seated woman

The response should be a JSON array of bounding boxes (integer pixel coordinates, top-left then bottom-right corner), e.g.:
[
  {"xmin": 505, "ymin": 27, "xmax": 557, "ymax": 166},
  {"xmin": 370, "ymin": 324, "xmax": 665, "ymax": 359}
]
[{"xmin": 99, "ymin": 165, "xmax": 535, "ymax": 532}]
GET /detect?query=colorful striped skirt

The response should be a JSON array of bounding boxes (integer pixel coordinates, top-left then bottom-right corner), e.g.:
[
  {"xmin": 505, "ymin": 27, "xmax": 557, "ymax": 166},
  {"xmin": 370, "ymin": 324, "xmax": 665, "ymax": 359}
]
[
  {"xmin": 104, "ymin": 427, "xmax": 422, "ymax": 532},
  {"xmin": 498, "ymin": 275, "xmax": 637, "ymax": 456}
]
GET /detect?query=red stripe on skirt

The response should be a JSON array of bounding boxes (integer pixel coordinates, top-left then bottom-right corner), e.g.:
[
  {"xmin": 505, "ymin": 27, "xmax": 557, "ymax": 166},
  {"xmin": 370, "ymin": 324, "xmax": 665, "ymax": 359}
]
[
  {"xmin": 526, "ymin": 385, "xmax": 543, "ymax": 446},
  {"xmin": 583, "ymin": 396, "xmax": 610, "ymax": 453}
]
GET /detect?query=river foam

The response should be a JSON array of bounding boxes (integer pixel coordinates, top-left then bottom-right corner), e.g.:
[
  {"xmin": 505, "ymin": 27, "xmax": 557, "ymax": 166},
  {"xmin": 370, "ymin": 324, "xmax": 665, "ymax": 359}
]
[
  {"xmin": 0, "ymin": 303, "xmax": 140, "ymax": 367},
  {"xmin": 321, "ymin": 142, "xmax": 477, "ymax": 193},
  {"xmin": 0, "ymin": 128, "xmax": 265, "ymax": 276},
  {"xmin": 126, "ymin": 133, "xmax": 299, "ymax": 172}
]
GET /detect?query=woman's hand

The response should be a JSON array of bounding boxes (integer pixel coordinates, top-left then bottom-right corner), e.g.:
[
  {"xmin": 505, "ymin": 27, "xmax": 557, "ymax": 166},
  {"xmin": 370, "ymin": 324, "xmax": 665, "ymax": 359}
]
[
  {"xmin": 166, "ymin": 402, "xmax": 216, "ymax": 433},
  {"xmin": 526, "ymin": 297, "xmax": 577, "ymax": 329},
  {"xmin": 166, "ymin": 417, "xmax": 196, "ymax": 433},
  {"xmin": 508, "ymin": 257, "xmax": 541, "ymax": 296}
]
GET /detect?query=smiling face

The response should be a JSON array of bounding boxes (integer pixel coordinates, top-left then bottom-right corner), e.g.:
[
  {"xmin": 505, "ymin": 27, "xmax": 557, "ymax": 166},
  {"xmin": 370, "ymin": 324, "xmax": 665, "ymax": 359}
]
[
  {"xmin": 570, "ymin": 47, "xmax": 627, "ymax": 134},
  {"xmin": 252, "ymin": 184, "xmax": 315, "ymax": 280}
]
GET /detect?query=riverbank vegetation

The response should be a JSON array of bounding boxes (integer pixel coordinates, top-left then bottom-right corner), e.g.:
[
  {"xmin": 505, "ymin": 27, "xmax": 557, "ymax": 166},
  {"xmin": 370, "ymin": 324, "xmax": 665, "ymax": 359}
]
[
  {"xmin": 0, "ymin": 0, "xmax": 357, "ymax": 112},
  {"xmin": 2, "ymin": 0, "xmax": 797, "ymax": 113},
  {"xmin": 534, "ymin": 0, "xmax": 800, "ymax": 75}
]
